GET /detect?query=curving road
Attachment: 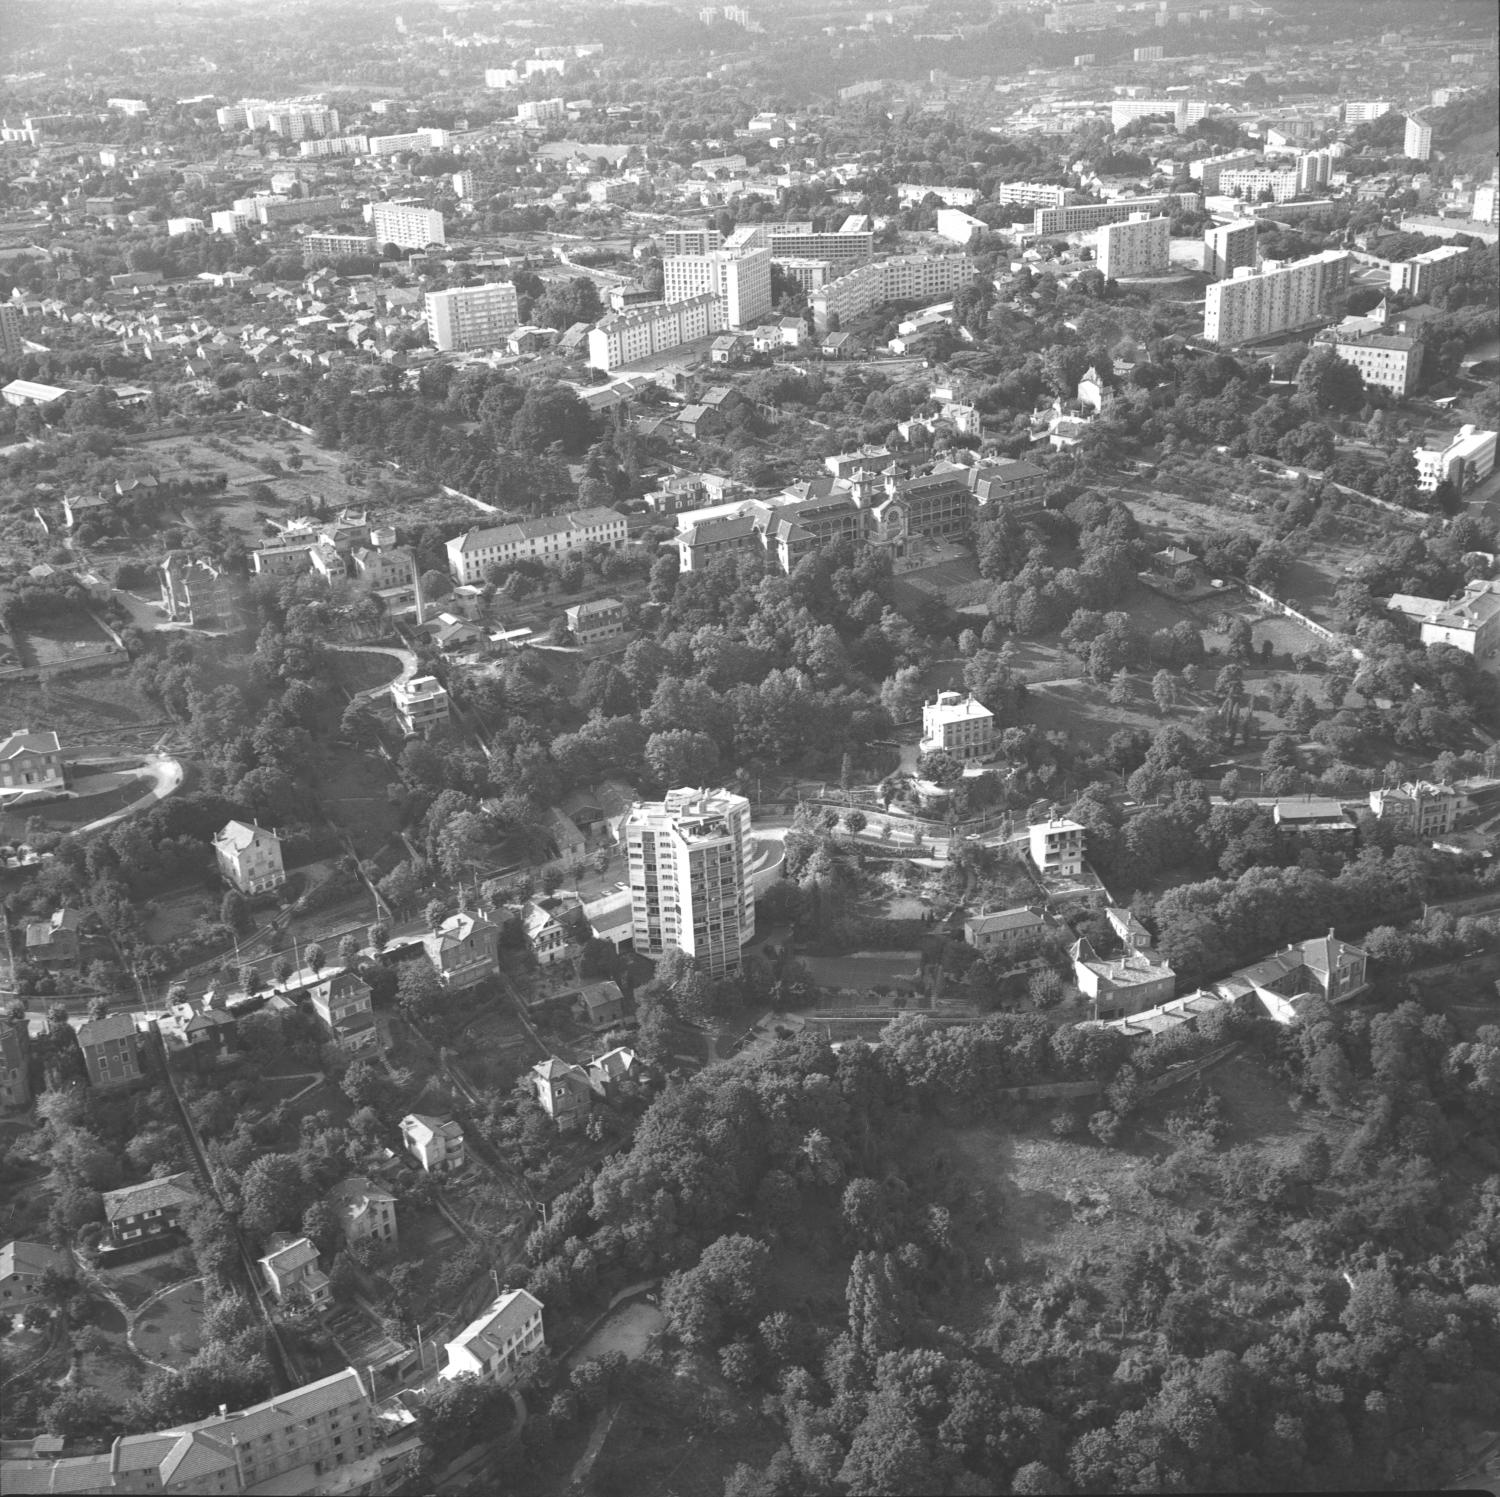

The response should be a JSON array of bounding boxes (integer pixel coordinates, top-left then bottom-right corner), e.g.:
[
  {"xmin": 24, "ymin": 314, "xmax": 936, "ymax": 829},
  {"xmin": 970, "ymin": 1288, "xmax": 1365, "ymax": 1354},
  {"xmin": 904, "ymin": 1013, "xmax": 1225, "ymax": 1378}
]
[
  {"xmin": 71, "ymin": 754, "xmax": 184, "ymax": 835},
  {"xmin": 328, "ymin": 642, "xmax": 418, "ymax": 700}
]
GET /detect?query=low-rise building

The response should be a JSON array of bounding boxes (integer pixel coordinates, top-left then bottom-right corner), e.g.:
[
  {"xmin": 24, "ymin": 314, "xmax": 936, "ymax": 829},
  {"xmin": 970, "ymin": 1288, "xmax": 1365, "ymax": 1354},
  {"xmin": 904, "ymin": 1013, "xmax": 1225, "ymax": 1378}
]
[
  {"xmin": 1106, "ymin": 906, "xmax": 1153, "ymax": 952},
  {"xmin": 574, "ymin": 980, "xmax": 625, "ymax": 1028},
  {"xmin": 159, "ymin": 551, "xmax": 234, "ymax": 626},
  {"xmin": 400, "ymin": 1112, "xmax": 466, "ymax": 1173},
  {"xmin": 102, "ymin": 1172, "xmax": 197, "ymax": 1247},
  {"xmin": 24, "ymin": 907, "xmax": 82, "ymax": 967},
  {"xmin": 968, "ymin": 457, "xmax": 1047, "ymax": 514},
  {"xmin": 422, "ymin": 911, "xmax": 500, "ymax": 988},
  {"xmin": 78, "ymin": 1012, "xmax": 147, "ymax": 1089},
  {"xmin": 531, "ymin": 1057, "xmax": 596, "ymax": 1127},
  {"xmin": 520, "ymin": 901, "xmax": 569, "ymax": 966},
  {"xmin": 391, "ymin": 674, "xmax": 449, "ymax": 737},
  {"xmin": 565, "ymin": 596, "xmax": 629, "ymax": 645},
  {"xmin": 0, "ymin": 729, "xmax": 65, "ymax": 795},
  {"xmin": 963, "ymin": 906, "xmax": 1049, "ymax": 952},
  {"xmin": 0, "ymin": 1240, "xmax": 68, "ymax": 1316},
  {"xmin": 1273, "ymin": 798, "xmax": 1355, "ymax": 837},
  {"xmin": 258, "ymin": 1233, "xmax": 331, "ymax": 1308},
  {"xmin": 307, "ymin": 969, "xmax": 379, "ymax": 1055},
  {"xmin": 1415, "ymin": 426, "xmax": 1496, "ymax": 494},
  {"xmin": 920, "ymin": 691, "xmax": 994, "ymax": 761},
  {"xmin": 1368, "ymin": 781, "xmax": 1462, "ymax": 836},
  {"xmin": 330, "ymin": 1176, "xmax": 397, "ymax": 1249},
  {"xmin": 1326, "ymin": 332, "xmax": 1423, "ymax": 398},
  {"xmin": 446, "ymin": 509, "xmax": 628, "ymax": 585},
  {"xmin": 213, "ymin": 819, "xmax": 286, "ymax": 895},
  {"xmin": 1029, "ymin": 818, "xmax": 1085, "ymax": 878},
  {"xmin": 1070, "ymin": 939, "xmax": 1176, "ymax": 1020},
  {"xmin": 441, "ymin": 1288, "xmax": 545, "ymax": 1385}
]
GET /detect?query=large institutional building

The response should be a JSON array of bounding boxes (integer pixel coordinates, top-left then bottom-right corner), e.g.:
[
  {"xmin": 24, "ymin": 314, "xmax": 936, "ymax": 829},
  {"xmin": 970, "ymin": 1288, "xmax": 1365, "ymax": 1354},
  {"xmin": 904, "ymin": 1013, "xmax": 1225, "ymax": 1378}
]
[
  {"xmin": 1203, "ymin": 249, "xmax": 1350, "ymax": 345},
  {"xmin": 445, "ymin": 507, "xmax": 628, "ymax": 585},
  {"xmin": 425, "ymin": 282, "xmax": 520, "ymax": 352},
  {"xmin": 663, "ymin": 245, "xmax": 772, "ymax": 328},
  {"xmin": 625, "ymin": 788, "xmax": 755, "ymax": 976}
]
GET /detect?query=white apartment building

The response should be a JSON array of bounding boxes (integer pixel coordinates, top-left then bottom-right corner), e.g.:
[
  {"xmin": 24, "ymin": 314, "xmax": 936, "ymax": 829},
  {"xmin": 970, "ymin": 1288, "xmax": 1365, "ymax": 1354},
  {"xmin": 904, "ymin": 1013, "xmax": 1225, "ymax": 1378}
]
[
  {"xmin": 1389, "ymin": 243, "xmax": 1477, "ymax": 298},
  {"xmin": 392, "ymin": 675, "xmax": 449, "ymax": 736},
  {"xmin": 517, "ymin": 98, "xmax": 566, "ymax": 127},
  {"xmin": 302, "ymin": 231, "xmax": 377, "ymax": 264},
  {"xmin": 1133, "ymin": 44, "xmax": 1164, "ymax": 61},
  {"xmin": 453, "ymin": 169, "xmax": 475, "ymax": 199},
  {"xmin": 425, "ymin": 282, "xmax": 520, "ymax": 352},
  {"xmin": 211, "ymin": 209, "xmax": 251, "ymax": 234},
  {"xmin": 1032, "ymin": 192, "xmax": 1197, "ymax": 236},
  {"xmin": 1188, "ymin": 150, "xmax": 1261, "ymax": 193},
  {"xmin": 442, "ymin": 1290, "xmax": 546, "ymax": 1386},
  {"xmin": 486, "ymin": 67, "xmax": 520, "ymax": 88},
  {"xmin": 1343, "ymin": 100, "xmax": 1392, "ymax": 123},
  {"xmin": 266, "ymin": 104, "xmax": 339, "ymax": 139},
  {"xmin": 1204, "ymin": 218, "xmax": 1258, "ymax": 278},
  {"xmin": 810, "ymin": 253, "xmax": 974, "ymax": 333},
  {"xmin": 370, "ymin": 201, "xmax": 445, "ymax": 250},
  {"xmin": 1029, "ymin": 818, "xmax": 1086, "ymax": 879},
  {"xmin": 1475, "ymin": 182, "xmax": 1499, "ymax": 226},
  {"xmin": 1109, "ymin": 98, "xmax": 1208, "ymax": 132},
  {"xmin": 1415, "ymin": 426, "xmax": 1497, "ymax": 493},
  {"xmin": 1404, "ymin": 116, "xmax": 1433, "ymax": 161},
  {"xmin": 1203, "ymin": 250, "xmax": 1350, "ymax": 345},
  {"xmin": 920, "ymin": 691, "xmax": 994, "ymax": 761},
  {"xmin": 663, "ymin": 246, "xmax": 771, "ymax": 328},
  {"xmin": 661, "ymin": 226, "xmax": 723, "ymax": 255},
  {"xmin": 898, "ymin": 183, "xmax": 982, "ymax": 207},
  {"xmin": 446, "ymin": 508, "xmax": 628, "ymax": 585},
  {"xmin": 994, "ymin": 181, "xmax": 1075, "ymax": 208},
  {"xmin": 1297, "ymin": 149, "xmax": 1334, "ymax": 194},
  {"xmin": 936, "ymin": 208, "xmax": 988, "ymax": 244},
  {"xmin": 625, "ymin": 788, "xmax": 755, "ymax": 976},
  {"xmin": 368, "ymin": 127, "xmax": 451, "ymax": 155},
  {"xmin": 1097, "ymin": 213, "xmax": 1169, "ymax": 278},
  {"xmin": 588, "ymin": 293, "xmax": 723, "ymax": 372},
  {"xmin": 1218, "ymin": 166, "xmax": 1300, "ymax": 203},
  {"xmin": 0, "ymin": 304, "xmax": 22, "ymax": 360},
  {"xmin": 299, "ymin": 133, "xmax": 368, "ymax": 157},
  {"xmin": 1368, "ymin": 781, "xmax": 1461, "ymax": 836},
  {"xmin": 213, "ymin": 820, "xmax": 286, "ymax": 895}
]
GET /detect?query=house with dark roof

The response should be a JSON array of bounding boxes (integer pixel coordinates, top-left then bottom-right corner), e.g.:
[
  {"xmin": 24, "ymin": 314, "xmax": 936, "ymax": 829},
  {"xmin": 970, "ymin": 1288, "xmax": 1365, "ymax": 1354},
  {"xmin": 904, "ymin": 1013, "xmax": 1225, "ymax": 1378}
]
[
  {"xmin": 258, "ymin": 1233, "xmax": 331, "ymax": 1308},
  {"xmin": 1273, "ymin": 798, "xmax": 1355, "ymax": 838},
  {"xmin": 0, "ymin": 730, "xmax": 64, "ymax": 795},
  {"xmin": 23, "ymin": 907, "xmax": 82, "ymax": 966},
  {"xmin": 531, "ymin": 1057, "xmax": 595, "ymax": 1129},
  {"xmin": 0, "ymin": 1240, "xmax": 68, "ymax": 1315},
  {"xmin": 441, "ymin": 1288, "xmax": 545, "ymax": 1385},
  {"xmin": 78, "ymin": 1012, "xmax": 147, "ymax": 1088},
  {"xmin": 964, "ymin": 906, "xmax": 1049, "ymax": 951},
  {"xmin": 103, "ymin": 1173, "xmax": 197, "ymax": 1247},
  {"xmin": 421, "ymin": 911, "xmax": 500, "ymax": 987},
  {"xmin": 401, "ymin": 1112, "xmax": 465, "ymax": 1173}
]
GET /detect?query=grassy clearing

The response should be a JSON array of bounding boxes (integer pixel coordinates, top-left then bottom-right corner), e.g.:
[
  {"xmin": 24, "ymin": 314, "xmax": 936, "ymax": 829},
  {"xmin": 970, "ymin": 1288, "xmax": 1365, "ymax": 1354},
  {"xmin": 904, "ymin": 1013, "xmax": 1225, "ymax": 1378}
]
[{"xmin": 131, "ymin": 1279, "xmax": 206, "ymax": 1369}]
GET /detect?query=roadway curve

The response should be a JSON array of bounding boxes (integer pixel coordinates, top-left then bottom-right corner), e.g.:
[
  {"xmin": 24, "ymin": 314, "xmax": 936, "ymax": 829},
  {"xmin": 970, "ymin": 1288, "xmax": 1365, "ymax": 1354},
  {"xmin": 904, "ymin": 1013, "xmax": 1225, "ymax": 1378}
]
[
  {"xmin": 72, "ymin": 754, "xmax": 184, "ymax": 835},
  {"xmin": 329, "ymin": 642, "xmax": 418, "ymax": 699}
]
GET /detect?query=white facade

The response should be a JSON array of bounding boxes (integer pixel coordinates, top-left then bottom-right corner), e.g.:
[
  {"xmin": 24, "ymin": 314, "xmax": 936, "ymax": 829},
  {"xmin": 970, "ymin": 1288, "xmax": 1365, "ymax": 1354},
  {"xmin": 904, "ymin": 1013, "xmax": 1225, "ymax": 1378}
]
[
  {"xmin": 588, "ymin": 293, "xmax": 723, "ymax": 372},
  {"xmin": 1032, "ymin": 192, "xmax": 1197, "ymax": 236},
  {"xmin": 442, "ymin": 1290, "xmax": 545, "ymax": 1386},
  {"xmin": 392, "ymin": 674, "xmax": 449, "ymax": 735},
  {"xmin": 425, "ymin": 282, "xmax": 520, "ymax": 351},
  {"xmin": 625, "ymin": 788, "xmax": 754, "ymax": 976},
  {"xmin": 446, "ymin": 508, "xmax": 628, "ymax": 585},
  {"xmin": 1389, "ymin": 243, "xmax": 1476, "ymax": 297},
  {"xmin": 1096, "ymin": 213, "xmax": 1169, "ymax": 278},
  {"xmin": 1109, "ymin": 98, "xmax": 1207, "ymax": 132},
  {"xmin": 1343, "ymin": 101, "xmax": 1392, "ymax": 123},
  {"xmin": 936, "ymin": 208, "xmax": 988, "ymax": 244},
  {"xmin": 1188, "ymin": 150, "xmax": 1261, "ymax": 193},
  {"xmin": 1203, "ymin": 250, "xmax": 1350, "ymax": 345},
  {"xmin": 1029, "ymin": 818, "xmax": 1085, "ymax": 879},
  {"xmin": 811, "ymin": 254, "xmax": 974, "ymax": 333},
  {"xmin": 1404, "ymin": 116, "xmax": 1433, "ymax": 161},
  {"xmin": 368, "ymin": 127, "xmax": 450, "ymax": 155},
  {"xmin": 370, "ymin": 201, "xmax": 445, "ymax": 250},
  {"xmin": 517, "ymin": 98, "xmax": 566, "ymax": 126},
  {"xmin": 1204, "ymin": 219, "xmax": 1258, "ymax": 278},
  {"xmin": 920, "ymin": 691, "xmax": 994, "ymax": 760},
  {"xmin": 994, "ymin": 181, "xmax": 1074, "ymax": 208},
  {"xmin": 663, "ymin": 246, "xmax": 772, "ymax": 328},
  {"xmin": 214, "ymin": 820, "xmax": 285, "ymax": 895},
  {"xmin": 299, "ymin": 134, "xmax": 368, "ymax": 157},
  {"xmin": 1415, "ymin": 426, "xmax": 1496, "ymax": 492}
]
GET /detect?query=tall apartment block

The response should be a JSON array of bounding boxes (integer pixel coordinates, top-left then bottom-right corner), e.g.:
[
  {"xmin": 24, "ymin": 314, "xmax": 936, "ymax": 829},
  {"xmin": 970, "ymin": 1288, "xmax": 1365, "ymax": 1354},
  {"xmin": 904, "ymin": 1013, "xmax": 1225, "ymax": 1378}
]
[
  {"xmin": 1389, "ymin": 243, "xmax": 1477, "ymax": 298},
  {"xmin": 1404, "ymin": 116, "xmax": 1432, "ymax": 161},
  {"xmin": 810, "ymin": 254, "xmax": 974, "ymax": 333},
  {"xmin": 1032, "ymin": 193, "xmax": 1198, "ymax": 237},
  {"xmin": 625, "ymin": 788, "xmax": 755, "ymax": 976},
  {"xmin": 994, "ymin": 182, "xmax": 1075, "ymax": 208},
  {"xmin": 302, "ymin": 232, "xmax": 377, "ymax": 266},
  {"xmin": 1343, "ymin": 100, "xmax": 1391, "ymax": 123},
  {"xmin": 0, "ymin": 303, "xmax": 22, "ymax": 360},
  {"xmin": 299, "ymin": 134, "xmax": 368, "ymax": 158},
  {"xmin": 1188, "ymin": 150, "xmax": 1261, "ymax": 193},
  {"xmin": 370, "ymin": 201, "xmax": 445, "ymax": 250},
  {"xmin": 1096, "ymin": 213, "xmax": 1169, "ymax": 278},
  {"xmin": 1133, "ymin": 45, "xmax": 1164, "ymax": 61},
  {"xmin": 517, "ymin": 98, "xmax": 566, "ymax": 126},
  {"xmin": 1204, "ymin": 219, "xmax": 1258, "ymax": 278},
  {"xmin": 663, "ymin": 246, "xmax": 771, "ymax": 328},
  {"xmin": 1296, "ymin": 149, "xmax": 1334, "ymax": 194},
  {"xmin": 661, "ymin": 226, "xmax": 724, "ymax": 256},
  {"xmin": 369, "ymin": 127, "xmax": 451, "ymax": 155},
  {"xmin": 1203, "ymin": 250, "xmax": 1350, "ymax": 345},
  {"xmin": 425, "ymin": 282, "xmax": 520, "ymax": 352},
  {"xmin": 266, "ymin": 104, "xmax": 339, "ymax": 139},
  {"xmin": 1475, "ymin": 181, "xmax": 1499, "ymax": 226},
  {"xmin": 1109, "ymin": 98, "xmax": 1207, "ymax": 133}
]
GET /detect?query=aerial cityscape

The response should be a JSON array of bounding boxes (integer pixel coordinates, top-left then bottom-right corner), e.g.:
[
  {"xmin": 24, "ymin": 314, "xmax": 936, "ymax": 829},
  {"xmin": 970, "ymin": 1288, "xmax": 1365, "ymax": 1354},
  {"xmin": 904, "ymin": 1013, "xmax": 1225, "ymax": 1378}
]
[{"xmin": 0, "ymin": 0, "xmax": 1497, "ymax": 1492}]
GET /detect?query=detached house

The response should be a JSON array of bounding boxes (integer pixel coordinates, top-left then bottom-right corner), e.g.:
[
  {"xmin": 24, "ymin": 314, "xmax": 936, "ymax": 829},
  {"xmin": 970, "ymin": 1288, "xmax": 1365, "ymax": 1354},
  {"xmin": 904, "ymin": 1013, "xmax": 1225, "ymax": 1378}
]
[
  {"xmin": 530, "ymin": 1057, "xmax": 595, "ymax": 1129},
  {"xmin": 330, "ymin": 1176, "xmax": 397, "ymax": 1249},
  {"xmin": 441, "ymin": 1288, "xmax": 545, "ymax": 1387},
  {"xmin": 422, "ymin": 911, "xmax": 500, "ymax": 988},
  {"xmin": 213, "ymin": 820, "xmax": 286, "ymax": 895},
  {"xmin": 520, "ymin": 901, "xmax": 569, "ymax": 966},
  {"xmin": 102, "ymin": 1173, "xmax": 197, "ymax": 1247},
  {"xmin": 258, "ymin": 1233, "xmax": 332, "ymax": 1309},
  {"xmin": 0, "ymin": 730, "xmax": 65, "ymax": 795},
  {"xmin": 0, "ymin": 1240, "xmax": 69, "ymax": 1315},
  {"xmin": 307, "ymin": 970, "xmax": 379, "ymax": 1055},
  {"xmin": 78, "ymin": 1012, "xmax": 147, "ymax": 1089},
  {"xmin": 400, "ymin": 1113, "xmax": 466, "ymax": 1174}
]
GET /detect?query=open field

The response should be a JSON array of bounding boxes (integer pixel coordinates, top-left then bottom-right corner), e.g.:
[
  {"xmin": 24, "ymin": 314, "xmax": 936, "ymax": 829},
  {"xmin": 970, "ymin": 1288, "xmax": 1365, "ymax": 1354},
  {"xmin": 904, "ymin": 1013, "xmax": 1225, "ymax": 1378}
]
[
  {"xmin": 569, "ymin": 1300, "xmax": 664, "ymax": 1366},
  {"xmin": 15, "ymin": 615, "xmax": 117, "ymax": 670},
  {"xmin": 131, "ymin": 1278, "xmax": 205, "ymax": 1369},
  {"xmin": 0, "ymin": 671, "xmax": 167, "ymax": 744},
  {"xmin": 10, "ymin": 774, "xmax": 152, "ymax": 837}
]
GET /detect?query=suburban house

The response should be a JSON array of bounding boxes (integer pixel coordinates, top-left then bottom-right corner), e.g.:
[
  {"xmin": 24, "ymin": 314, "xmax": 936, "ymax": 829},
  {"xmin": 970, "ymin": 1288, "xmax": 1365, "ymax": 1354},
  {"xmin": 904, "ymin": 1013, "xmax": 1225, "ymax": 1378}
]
[
  {"xmin": 441, "ymin": 1288, "xmax": 545, "ymax": 1386},
  {"xmin": 213, "ymin": 819, "xmax": 286, "ymax": 895},
  {"xmin": 258, "ymin": 1233, "xmax": 332, "ymax": 1309},
  {"xmin": 564, "ymin": 596, "xmax": 629, "ymax": 646},
  {"xmin": 23, "ymin": 907, "xmax": 83, "ymax": 966},
  {"xmin": 329, "ymin": 1176, "xmax": 398, "ymax": 1249},
  {"xmin": 520, "ymin": 901, "xmax": 569, "ymax": 966},
  {"xmin": 1070, "ymin": 939, "xmax": 1177, "ymax": 1020},
  {"xmin": 1368, "ymin": 781, "xmax": 1462, "ymax": 836},
  {"xmin": 545, "ymin": 807, "xmax": 587, "ymax": 864},
  {"xmin": 391, "ymin": 674, "xmax": 450, "ymax": 736},
  {"xmin": 422, "ymin": 911, "xmax": 500, "ymax": 988},
  {"xmin": 0, "ymin": 729, "xmax": 65, "ymax": 796},
  {"xmin": 1106, "ymin": 906, "xmax": 1154, "ymax": 952},
  {"xmin": 77, "ymin": 1012, "xmax": 147, "ymax": 1089},
  {"xmin": 400, "ymin": 1113, "xmax": 465, "ymax": 1173},
  {"xmin": 307, "ymin": 969, "xmax": 380, "ymax": 1054},
  {"xmin": 574, "ymin": 980, "xmax": 625, "ymax": 1028},
  {"xmin": 1229, "ymin": 930, "xmax": 1370, "ymax": 1018},
  {"xmin": 154, "ymin": 999, "xmax": 238, "ymax": 1069},
  {"xmin": 530, "ymin": 1057, "xmax": 595, "ymax": 1129},
  {"xmin": 586, "ymin": 1046, "xmax": 646, "ymax": 1097},
  {"xmin": 1028, "ymin": 818, "xmax": 1086, "ymax": 879},
  {"xmin": 964, "ymin": 906, "xmax": 1050, "ymax": 951},
  {"xmin": 102, "ymin": 1173, "xmax": 197, "ymax": 1247},
  {"xmin": 0, "ymin": 1240, "xmax": 68, "ymax": 1316},
  {"xmin": 920, "ymin": 691, "xmax": 994, "ymax": 761}
]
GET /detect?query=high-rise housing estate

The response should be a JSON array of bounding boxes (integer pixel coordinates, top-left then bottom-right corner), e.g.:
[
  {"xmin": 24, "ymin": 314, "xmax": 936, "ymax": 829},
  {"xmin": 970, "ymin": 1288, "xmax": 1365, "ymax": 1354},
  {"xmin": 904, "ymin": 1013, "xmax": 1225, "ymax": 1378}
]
[
  {"xmin": 425, "ymin": 282, "xmax": 520, "ymax": 352},
  {"xmin": 0, "ymin": 303, "xmax": 22, "ymax": 360},
  {"xmin": 1389, "ymin": 243, "xmax": 1478, "ymax": 298},
  {"xmin": 663, "ymin": 245, "xmax": 771, "ymax": 328},
  {"xmin": 1203, "ymin": 250, "xmax": 1350, "ymax": 345},
  {"xmin": 724, "ymin": 222, "xmax": 876, "ymax": 263},
  {"xmin": 302, "ymin": 232, "xmax": 377, "ymax": 266},
  {"xmin": 1109, "ymin": 98, "xmax": 1208, "ymax": 133},
  {"xmin": 625, "ymin": 788, "xmax": 755, "ymax": 976},
  {"xmin": 369, "ymin": 127, "xmax": 450, "ymax": 155},
  {"xmin": 1475, "ymin": 181, "xmax": 1499, "ymax": 226},
  {"xmin": 298, "ymin": 134, "xmax": 368, "ymax": 158},
  {"xmin": 1133, "ymin": 45, "xmax": 1164, "ymax": 61},
  {"xmin": 452, "ymin": 170, "xmax": 475, "ymax": 199},
  {"xmin": 1404, "ymin": 115, "xmax": 1433, "ymax": 161},
  {"xmin": 588, "ymin": 293, "xmax": 724, "ymax": 372},
  {"xmin": 517, "ymin": 98, "xmax": 566, "ymax": 126},
  {"xmin": 370, "ymin": 201, "xmax": 445, "ymax": 250},
  {"xmin": 1343, "ymin": 100, "xmax": 1392, "ymax": 123},
  {"xmin": 661, "ymin": 226, "xmax": 723, "ymax": 256},
  {"xmin": 994, "ymin": 182, "xmax": 1076, "ymax": 208},
  {"xmin": 1296, "ymin": 149, "xmax": 1334, "ymax": 194},
  {"xmin": 1188, "ymin": 150, "xmax": 1261, "ymax": 193},
  {"xmin": 265, "ymin": 104, "xmax": 339, "ymax": 139},
  {"xmin": 810, "ymin": 254, "xmax": 974, "ymax": 332},
  {"xmin": 1204, "ymin": 219, "xmax": 1258, "ymax": 278},
  {"xmin": 1096, "ymin": 213, "xmax": 1169, "ymax": 278},
  {"xmin": 1032, "ymin": 192, "xmax": 1197, "ymax": 236}
]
